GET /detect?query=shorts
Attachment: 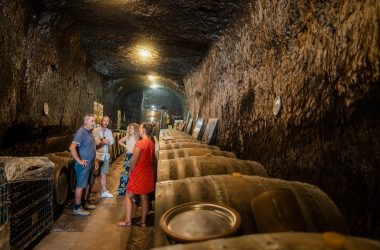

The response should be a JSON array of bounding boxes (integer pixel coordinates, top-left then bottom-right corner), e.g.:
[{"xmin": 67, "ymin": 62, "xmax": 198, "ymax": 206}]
[
  {"xmin": 98, "ymin": 159, "xmax": 110, "ymax": 174},
  {"xmin": 74, "ymin": 161, "xmax": 93, "ymax": 188}
]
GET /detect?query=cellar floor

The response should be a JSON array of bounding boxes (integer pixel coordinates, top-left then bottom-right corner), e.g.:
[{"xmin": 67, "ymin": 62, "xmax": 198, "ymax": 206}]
[{"xmin": 34, "ymin": 156, "xmax": 154, "ymax": 250}]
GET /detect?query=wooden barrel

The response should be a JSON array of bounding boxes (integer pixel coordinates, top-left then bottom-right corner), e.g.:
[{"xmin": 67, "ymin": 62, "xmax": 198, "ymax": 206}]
[
  {"xmin": 160, "ymin": 142, "xmax": 220, "ymax": 151},
  {"xmin": 154, "ymin": 175, "xmax": 347, "ymax": 247},
  {"xmin": 109, "ymin": 144, "xmax": 115, "ymax": 162},
  {"xmin": 157, "ymin": 156, "xmax": 268, "ymax": 181},
  {"xmin": 43, "ymin": 135, "xmax": 73, "ymax": 154},
  {"xmin": 52, "ymin": 151, "xmax": 72, "ymax": 158},
  {"xmin": 117, "ymin": 133, "xmax": 124, "ymax": 155},
  {"xmin": 45, "ymin": 155, "xmax": 69, "ymax": 205},
  {"xmin": 159, "ymin": 149, "xmax": 236, "ymax": 160},
  {"xmin": 166, "ymin": 139, "xmax": 202, "ymax": 144},
  {"xmin": 46, "ymin": 152, "xmax": 76, "ymax": 193},
  {"xmin": 160, "ymin": 129, "xmax": 189, "ymax": 137},
  {"xmin": 112, "ymin": 132, "xmax": 120, "ymax": 159},
  {"xmin": 153, "ymin": 232, "xmax": 380, "ymax": 250}
]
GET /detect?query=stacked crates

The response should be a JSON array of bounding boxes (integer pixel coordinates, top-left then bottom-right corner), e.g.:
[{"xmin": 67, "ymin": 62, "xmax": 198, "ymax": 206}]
[{"xmin": 0, "ymin": 157, "xmax": 54, "ymax": 250}]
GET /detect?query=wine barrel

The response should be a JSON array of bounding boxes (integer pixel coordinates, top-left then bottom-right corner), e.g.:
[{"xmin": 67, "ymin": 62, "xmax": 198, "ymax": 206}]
[
  {"xmin": 166, "ymin": 139, "xmax": 202, "ymax": 144},
  {"xmin": 160, "ymin": 129, "xmax": 190, "ymax": 137},
  {"xmin": 157, "ymin": 155, "xmax": 268, "ymax": 181},
  {"xmin": 153, "ymin": 232, "xmax": 380, "ymax": 250},
  {"xmin": 45, "ymin": 155, "xmax": 69, "ymax": 205},
  {"xmin": 109, "ymin": 144, "xmax": 115, "ymax": 162},
  {"xmin": 112, "ymin": 132, "xmax": 120, "ymax": 159},
  {"xmin": 159, "ymin": 149, "xmax": 236, "ymax": 160},
  {"xmin": 160, "ymin": 142, "xmax": 220, "ymax": 151},
  {"xmin": 52, "ymin": 151, "xmax": 72, "ymax": 158},
  {"xmin": 117, "ymin": 134, "xmax": 123, "ymax": 155},
  {"xmin": 46, "ymin": 152, "xmax": 76, "ymax": 193},
  {"xmin": 154, "ymin": 175, "xmax": 347, "ymax": 247},
  {"xmin": 43, "ymin": 135, "xmax": 73, "ymax": 154}
]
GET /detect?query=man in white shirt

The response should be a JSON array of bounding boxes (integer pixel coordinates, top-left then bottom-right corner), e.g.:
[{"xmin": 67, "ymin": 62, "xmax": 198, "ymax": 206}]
[{"xmin": 92, "ymin": 115, "xmax": 115, "ymax": 198}]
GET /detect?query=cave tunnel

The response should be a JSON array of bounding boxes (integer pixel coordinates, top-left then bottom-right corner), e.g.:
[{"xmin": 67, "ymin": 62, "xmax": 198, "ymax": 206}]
[{"xmin": 0, "ymin": 0, "xmax": 379, "ymax": 249}]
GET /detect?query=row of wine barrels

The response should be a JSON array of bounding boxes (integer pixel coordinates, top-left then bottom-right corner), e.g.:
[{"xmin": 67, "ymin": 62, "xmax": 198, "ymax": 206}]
[
  {"xmin": 153, "ymin": 232, "xmax": 380, "ymax": 250},
  {"xmin": 160, "ymin": 142, "xmax": 220, "ymax": 151},
  {"xmin": 159, "ymin": 148, "xmax": 236, "ymax": 160},
  {"xmin": 154, "ymin": 175, "xmax": 348, "ymax": 247},
  {"xmin": 157, "ymin": 155, "xmax": 268, "ymax": 182},
  {"xmin": 109, "ymin": 130, "xmax": 127, "ymax": 161},
  {"xmin": 159, "ymin": 139, "xmax": 201, "ymax": 149},
  {"xmin": 160, "ymin": 129, "xmax": 190, "ymax": 138}
]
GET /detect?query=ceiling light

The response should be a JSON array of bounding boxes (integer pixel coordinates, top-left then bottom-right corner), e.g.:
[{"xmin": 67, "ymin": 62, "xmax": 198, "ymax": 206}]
[
  {"xmin": 147, "ymin": 75, "xmax": 155, "ymax": 81},
  {"xmin": 138, "ymin": 49, "xmax": 152, "ymax": 59}
]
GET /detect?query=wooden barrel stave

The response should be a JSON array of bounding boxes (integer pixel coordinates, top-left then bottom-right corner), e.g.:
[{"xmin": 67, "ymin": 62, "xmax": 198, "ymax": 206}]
[
  {"xmin": 152, "ymin": 232, "xmax": 380, "ymax": 250},
  {"xmin": 160, "ymin": 142, "xmax": 220, "ymax": 151},
  {"xmin": 159, "ymin": 148, "xmax": 236, "ymax": 160},
  {"xmin": 157, "ymin": 156, "xmax": 268, "ymax": 181},
  {"xmin": 45, "ymin": 155, "xmax": 70, "ymax": 205},
  {"xmin": 154, "ymin": 175, "xmax": 348, "ymax": 247}
]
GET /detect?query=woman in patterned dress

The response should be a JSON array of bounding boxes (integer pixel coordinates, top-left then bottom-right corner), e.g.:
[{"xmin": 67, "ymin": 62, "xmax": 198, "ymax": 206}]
[
  {"xmin": 117, "ymin": 123, "xmax": 155, "ymax": 227},
  {"xmin": 117, "ymin": 123, "xmax": 139, "ymax": 195}
]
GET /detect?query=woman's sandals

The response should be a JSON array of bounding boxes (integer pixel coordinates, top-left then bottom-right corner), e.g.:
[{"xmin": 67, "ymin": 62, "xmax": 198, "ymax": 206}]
[
  {"xmin": 117, "ymin": 220, "xmax": 132, "ymax": 227},
  {"xmin": 117, "ymin": 220, "xmax": 146, "ymax": 227}
]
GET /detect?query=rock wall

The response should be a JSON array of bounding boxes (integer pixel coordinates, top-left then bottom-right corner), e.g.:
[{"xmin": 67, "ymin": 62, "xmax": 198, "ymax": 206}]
[
  {"xmin": 0, "ymin": 1, "xmax": 102, "ymax": 150},
  {"xmin": 184, "ymin": 1, "xmax": 380, "ymax": 238}
]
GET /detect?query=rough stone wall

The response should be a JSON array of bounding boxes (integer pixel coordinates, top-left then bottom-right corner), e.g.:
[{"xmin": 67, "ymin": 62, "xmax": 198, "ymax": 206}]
[
  {"xmin": 0, "ymin": 1, "xmax": 102, "ymax": 149},
  {"xmin": 184, "ymin": 1, "xmax": 380, "ymax": 238}
]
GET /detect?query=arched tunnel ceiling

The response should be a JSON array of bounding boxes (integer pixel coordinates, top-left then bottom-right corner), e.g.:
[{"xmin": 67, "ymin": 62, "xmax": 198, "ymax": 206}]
[{"xmin": 46, "ymin": 0, "xmax": 246, "ymax": 92}]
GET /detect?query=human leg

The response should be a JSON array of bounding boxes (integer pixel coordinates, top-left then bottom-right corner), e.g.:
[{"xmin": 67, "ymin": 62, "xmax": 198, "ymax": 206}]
[
  {"xmin": 117, "ymin": 191, "xmax": 134, "ymax": 226},
  {"xmin": 117, "ymin": 154, "xmax": 132, "ymax": 195},
  {"xmin": 140, "ymin": 194, "xmax": 149, "ymax": 227},
  {"xmin": 73, "ymin": 162, "xmax": 93, "ymax": 215},
  {"xmin": 100, "ymin": 159, "xmax": 113, "ymax": 197}
]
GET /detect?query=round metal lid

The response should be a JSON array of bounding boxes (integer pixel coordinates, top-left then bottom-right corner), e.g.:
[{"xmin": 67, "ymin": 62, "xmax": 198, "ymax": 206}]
[{"xmin": 160, "ymin": 202, "xmax": 241, "ymax": 243}]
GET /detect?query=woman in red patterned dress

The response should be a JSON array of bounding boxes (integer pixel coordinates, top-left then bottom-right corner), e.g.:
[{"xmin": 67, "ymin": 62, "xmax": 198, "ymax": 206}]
[{"xmin": 117, "ymin": 123, "xmax": 155, "ymax": 227}]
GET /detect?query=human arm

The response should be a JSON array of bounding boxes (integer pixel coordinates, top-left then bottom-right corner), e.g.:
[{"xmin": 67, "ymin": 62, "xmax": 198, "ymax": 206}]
[
  {"xmin": 92, "ymin": 128, "xmax": 103, "ymax": 149},
  {"xmin": 118, "ymin": 135, "xmax": 128, "ymax": 149},
  {"xmin": 129, "ymin": 146, "xmax": 141, "ymax": 172},
  {"xmin": 69, "ymin": 142, "xmax": 89, "ymax": 167},
  {"xmin": 107, "ymin": 130, "xmax": 114, "ymax": 145}
]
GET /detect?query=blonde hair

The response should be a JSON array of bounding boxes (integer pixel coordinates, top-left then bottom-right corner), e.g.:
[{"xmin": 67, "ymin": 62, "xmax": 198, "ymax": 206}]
[{"xmin": 126, "ymin": 123, "xmax": 139, "ymax": 141}]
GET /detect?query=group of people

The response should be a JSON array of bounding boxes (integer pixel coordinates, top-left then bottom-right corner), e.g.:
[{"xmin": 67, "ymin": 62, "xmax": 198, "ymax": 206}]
[{"xmin": 69, "ymin": 114, "xmax": 155, "ymax": 227}]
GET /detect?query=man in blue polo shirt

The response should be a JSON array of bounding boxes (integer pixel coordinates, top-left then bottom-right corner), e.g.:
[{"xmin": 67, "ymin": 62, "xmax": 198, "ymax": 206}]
[{"xmin": 69, "ymin": 114, "xmax": 99, "ymax": 216}]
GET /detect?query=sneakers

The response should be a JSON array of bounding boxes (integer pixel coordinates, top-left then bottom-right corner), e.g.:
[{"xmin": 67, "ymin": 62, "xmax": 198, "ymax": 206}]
[
  {"xmin": 72, "ymin": 207, "xmax": 90, "ymax": 216},
  {"xmin": 83, "ymin": 203, "xmax": 96, "ymax": 210},
  {"xmin": 101, "ymin": 191, "xmax": 114, "ymax": 198}
]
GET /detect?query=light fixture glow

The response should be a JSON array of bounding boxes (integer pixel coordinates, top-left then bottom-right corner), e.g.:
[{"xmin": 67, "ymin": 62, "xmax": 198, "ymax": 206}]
[
  {"xmin": 138, "ymin": 49, "xmax": 152, "ymax": 59},
  {"xmin": 147, "ymin": 75, "xmax": 155, "ymax": 81},
  {"xmin": 150, "ymin": 117, "xmax": 154, "ymax": 122},
  {"xmin": 150, "ymin": 84, "xmax": 159, "ymax": 89}
]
